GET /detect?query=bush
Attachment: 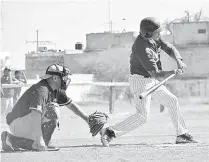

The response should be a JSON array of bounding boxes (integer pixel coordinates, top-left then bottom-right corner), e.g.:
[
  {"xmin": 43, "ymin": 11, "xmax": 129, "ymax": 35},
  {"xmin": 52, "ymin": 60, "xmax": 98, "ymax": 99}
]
[{"xmin": 81, "ymin": 47, "xmax": 132, "ymax": 101}]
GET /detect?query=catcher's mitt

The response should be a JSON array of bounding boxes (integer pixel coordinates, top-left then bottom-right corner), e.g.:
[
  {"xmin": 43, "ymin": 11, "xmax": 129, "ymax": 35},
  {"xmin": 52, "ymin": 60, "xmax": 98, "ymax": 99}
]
[{"xmin": 88, "ymin": 111, "xmax": 109, "ymax": 137}]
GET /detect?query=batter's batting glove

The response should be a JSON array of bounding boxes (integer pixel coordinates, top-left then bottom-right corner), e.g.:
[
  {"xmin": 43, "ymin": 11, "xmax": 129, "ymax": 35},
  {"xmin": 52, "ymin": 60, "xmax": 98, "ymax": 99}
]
[
  {"xmin": 100, "ymin": 127, "xmax": 116, "ymax": 147},
  {"xmin": 88, "ymin": 111, "xmax": 109, "ymax": 137}
]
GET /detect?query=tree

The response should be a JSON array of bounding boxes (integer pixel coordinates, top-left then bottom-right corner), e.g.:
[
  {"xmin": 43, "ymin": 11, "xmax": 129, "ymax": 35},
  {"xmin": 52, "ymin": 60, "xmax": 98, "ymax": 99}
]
[
  {"xmin": 92, "ymin": 47, "xmax": 130, "ymax": 82},
  {"xmin": 162, "ymin": 9, "xmax": 209, "ymax": 35},
  {"xmin": 163, "ymin": 19, "xmax": 174, "ymax": 35},
  {"xmin": 193, "ymin": 8, "xmax": 203, "ymax": 22},
  {"xmin": 181, "ymin": 10, "xmax": 192, "ymax": 22}
]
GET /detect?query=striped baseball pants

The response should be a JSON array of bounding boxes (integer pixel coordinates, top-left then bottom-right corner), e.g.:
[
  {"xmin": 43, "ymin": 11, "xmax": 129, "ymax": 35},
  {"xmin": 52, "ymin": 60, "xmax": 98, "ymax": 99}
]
[{"xmin": 110, "ymin": 74, "xmax": 188, "ymax": 137}]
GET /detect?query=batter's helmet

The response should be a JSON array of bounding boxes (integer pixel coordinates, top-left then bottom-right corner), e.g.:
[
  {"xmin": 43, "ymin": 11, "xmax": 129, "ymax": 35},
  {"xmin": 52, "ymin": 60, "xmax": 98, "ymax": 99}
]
[{"xmin": 140, "ymin": 17, "xmax": 161, "ymax": 38}]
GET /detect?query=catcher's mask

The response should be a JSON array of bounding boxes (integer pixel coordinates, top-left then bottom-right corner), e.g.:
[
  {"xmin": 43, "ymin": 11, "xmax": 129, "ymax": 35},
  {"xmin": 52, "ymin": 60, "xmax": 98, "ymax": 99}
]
[
  {"xmin": 140, "ymin": 17, "xmax": 162, "ymax": 39},
  {"xmin": 41, "ymin": 63, "xmax": 72, "ymax": 90}
]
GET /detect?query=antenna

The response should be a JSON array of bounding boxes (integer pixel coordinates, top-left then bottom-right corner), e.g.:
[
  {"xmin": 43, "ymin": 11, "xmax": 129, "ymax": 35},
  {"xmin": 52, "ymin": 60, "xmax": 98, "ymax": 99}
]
[
  {"xmin": 26, "ymin": 30, "xmax": 54, "ymax": 53},
  {"xmin": 36, "ymin": 29, "xmax": 38, "ymax": 53},
  {"xmin": 108, "ymin": 0, "xmax": 112, "ymax": 33}
]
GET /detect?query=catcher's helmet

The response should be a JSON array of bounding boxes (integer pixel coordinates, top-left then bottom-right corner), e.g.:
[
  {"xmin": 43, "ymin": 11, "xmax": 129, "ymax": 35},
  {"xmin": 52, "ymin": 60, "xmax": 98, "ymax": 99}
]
[
  {"xmin": 41, "ymin": 64, "xmax": 72, "ymax": 90},
  {"xmin": 140, "ymin": 17, "xmax": 161, "ymax": 38}
]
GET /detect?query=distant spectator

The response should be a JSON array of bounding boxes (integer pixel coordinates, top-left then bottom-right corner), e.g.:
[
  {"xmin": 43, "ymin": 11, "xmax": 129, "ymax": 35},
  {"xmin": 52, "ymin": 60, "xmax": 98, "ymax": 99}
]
[
  {"xmin": 1, "ymin": 68, "xmax": 15, "ymax": 115},
  {"xmin": 1, "ymin": 85, "xmax": 4, "ymax": 97},
  {"xmin": 13, "ymin": 70, "xmax": 27, "ymax": 105}
]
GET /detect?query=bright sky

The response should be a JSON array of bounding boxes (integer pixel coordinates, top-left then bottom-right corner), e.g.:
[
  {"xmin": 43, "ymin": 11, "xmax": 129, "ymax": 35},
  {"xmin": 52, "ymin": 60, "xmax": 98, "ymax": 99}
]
[{"xmin": 1, "ymin": 0, "xmax": 209, "ymax": 69}]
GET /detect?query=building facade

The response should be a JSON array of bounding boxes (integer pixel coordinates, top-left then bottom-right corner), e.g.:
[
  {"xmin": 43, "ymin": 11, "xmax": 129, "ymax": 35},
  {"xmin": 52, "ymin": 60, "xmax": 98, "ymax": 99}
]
[{"xmin": 25, "ymin": 21, "xmax": 209, "ymax": 79}]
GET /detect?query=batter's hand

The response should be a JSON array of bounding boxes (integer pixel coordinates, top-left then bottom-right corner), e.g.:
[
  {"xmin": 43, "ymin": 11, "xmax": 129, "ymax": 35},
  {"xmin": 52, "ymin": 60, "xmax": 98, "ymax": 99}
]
[{"xmin": 173, "ymin": 69, "xmax": 183, "ymax": 75}]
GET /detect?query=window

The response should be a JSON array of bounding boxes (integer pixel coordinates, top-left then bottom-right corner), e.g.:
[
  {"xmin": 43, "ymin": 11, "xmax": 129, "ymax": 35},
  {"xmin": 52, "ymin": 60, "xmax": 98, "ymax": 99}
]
[{"xmin": 198, "ymin": 29, "xmax": 206, "ymax": 34}]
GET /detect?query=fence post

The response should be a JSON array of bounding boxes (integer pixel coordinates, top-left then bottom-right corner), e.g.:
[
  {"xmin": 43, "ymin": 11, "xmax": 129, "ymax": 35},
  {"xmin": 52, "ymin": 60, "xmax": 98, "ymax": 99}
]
[{"xmin": 109, "ymin": 86, "xmax": 114, "ymax": 114}]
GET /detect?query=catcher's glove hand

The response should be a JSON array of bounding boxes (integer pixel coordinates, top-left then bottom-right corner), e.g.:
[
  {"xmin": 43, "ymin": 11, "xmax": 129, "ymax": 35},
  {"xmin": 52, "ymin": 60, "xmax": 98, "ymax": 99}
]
[{"xmin": 88, "ymin": 111, "xmax": 109, "ymax": 137}]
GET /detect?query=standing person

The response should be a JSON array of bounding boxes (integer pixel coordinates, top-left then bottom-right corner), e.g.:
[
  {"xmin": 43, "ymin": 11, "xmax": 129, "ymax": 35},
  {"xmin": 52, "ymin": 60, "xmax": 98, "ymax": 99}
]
[
  {"xmin": 1, "ymin": 68, "xmax": 15, "ymax": 115},
  {"xmin": 100, "ymin": 17, "xmax": 197, "ymax": 147},
  {"xmin": 1, "ymin": 63, "xmax": 108, "ymax": 152},
  {"xmin": 13, "ymin": 70, "xmax": 27, "ymax": 105}
]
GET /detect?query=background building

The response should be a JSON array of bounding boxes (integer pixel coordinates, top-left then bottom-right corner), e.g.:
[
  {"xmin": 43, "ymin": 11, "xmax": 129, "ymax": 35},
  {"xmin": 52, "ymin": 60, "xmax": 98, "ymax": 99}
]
[{"xmin": 25, "ymin": 21, "xmax": 209, "ymax": 79}]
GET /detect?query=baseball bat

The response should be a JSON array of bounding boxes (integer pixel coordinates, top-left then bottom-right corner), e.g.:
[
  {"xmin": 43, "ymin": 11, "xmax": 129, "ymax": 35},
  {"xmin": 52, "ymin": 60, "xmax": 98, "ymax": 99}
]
[{"xmin": 139, "ymin": 73, "xmax": 175, "ymax": 99}]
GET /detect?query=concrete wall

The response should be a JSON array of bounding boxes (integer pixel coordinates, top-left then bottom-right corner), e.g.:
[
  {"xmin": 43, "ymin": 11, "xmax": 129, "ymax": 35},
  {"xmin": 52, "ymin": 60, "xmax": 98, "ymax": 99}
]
[
  {"xmin": 25, "ymin": 53, "xmax": 64, "ymax": 79},
  {"xmin": 64, "ymin": 52, "xmax": 99, "ymax": 73},
  {"xmin": 166, "ymin": 79, "xmax": 209, "ymax": 98},
  {"xmin": 163, "ymin": 35, "xmax": 174, "ymax": 44},
  {"xmin": 160, "ymin": 45, "xmax": 209, "ymax": 78},
  {"xmin": 173, "ymin": 22, "xmax": 209, "ymax": 45},
  {"xmin": 85, "ymin": 32, "xmax": 136, "ymax": 51},
  {"xmin": 64, "ymin": 44, "xmax": 209, "ymax": 78}
]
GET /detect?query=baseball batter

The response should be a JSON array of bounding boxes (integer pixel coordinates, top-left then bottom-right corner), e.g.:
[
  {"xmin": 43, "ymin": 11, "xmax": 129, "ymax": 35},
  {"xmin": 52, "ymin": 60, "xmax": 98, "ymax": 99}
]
[{"xmin": 100, "ymin": 17, "xmax": 197, "ymax": 147}]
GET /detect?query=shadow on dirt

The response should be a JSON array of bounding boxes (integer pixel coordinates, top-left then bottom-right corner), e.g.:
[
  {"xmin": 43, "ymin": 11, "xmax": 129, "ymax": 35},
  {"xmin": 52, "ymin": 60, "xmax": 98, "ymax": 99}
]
[
  {"xmin": 1, "ymin": 150, "xmax": 33, "ymax": 154},
  {"xmin": 58, "ymin": 142, "xmax": 208, "ymax": 149},
  {"xmin": 59, "ymin": 142, "xmax": 151, "ymax": 148},
  {"xmin": 1, "ymin": 142, "xmax": 207, "ymax": 153}
]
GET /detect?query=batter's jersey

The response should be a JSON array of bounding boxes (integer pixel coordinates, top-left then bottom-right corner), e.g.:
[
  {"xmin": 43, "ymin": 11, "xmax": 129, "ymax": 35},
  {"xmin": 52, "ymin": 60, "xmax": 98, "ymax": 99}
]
[
  {"xmin": 6, "ymin": 80, "xmax": 72, "ymax": 125},
  {"xmin": 130, "ymin": 34, "xmax": 182, "ymax": 76}
]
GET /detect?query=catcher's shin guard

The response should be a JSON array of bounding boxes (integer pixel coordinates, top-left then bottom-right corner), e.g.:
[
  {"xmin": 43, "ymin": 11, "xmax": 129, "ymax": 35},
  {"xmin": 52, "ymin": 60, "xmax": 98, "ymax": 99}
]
[
  {"xmin": 42, "ymin": 102, "xmax": 60, "ymax": 146},
  {"xmin": 42, "ymin": 120, "xmax": 58, "ymax": 146}
]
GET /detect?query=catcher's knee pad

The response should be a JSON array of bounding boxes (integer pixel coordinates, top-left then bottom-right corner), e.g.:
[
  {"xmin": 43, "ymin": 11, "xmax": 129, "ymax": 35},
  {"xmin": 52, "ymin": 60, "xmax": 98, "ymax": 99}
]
[{"xmin": 42, "ymin": 102, "xmax": 60, "ymax": 146}]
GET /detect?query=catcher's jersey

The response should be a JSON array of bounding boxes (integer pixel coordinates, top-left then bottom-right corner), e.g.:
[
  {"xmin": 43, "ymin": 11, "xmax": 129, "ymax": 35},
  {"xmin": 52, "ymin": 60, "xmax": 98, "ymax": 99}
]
[{"xmin": 6, "ymin": 80, "xmax": 72, "ymax": 125}]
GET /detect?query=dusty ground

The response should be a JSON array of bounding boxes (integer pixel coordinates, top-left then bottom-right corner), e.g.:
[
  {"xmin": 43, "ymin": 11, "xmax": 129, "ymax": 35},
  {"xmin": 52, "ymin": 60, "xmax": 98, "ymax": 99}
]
[{"xmin": 1, "ymin": 99, "xmax": 209, "ymax": 162}]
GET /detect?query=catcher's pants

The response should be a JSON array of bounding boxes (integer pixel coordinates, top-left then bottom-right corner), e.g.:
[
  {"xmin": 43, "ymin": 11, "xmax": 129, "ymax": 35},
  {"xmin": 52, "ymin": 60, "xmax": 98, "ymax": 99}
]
[
  {"xmin": 110, "ymin": 74, "xmax": 188, "ymax": 137},
  {"xmin": 9, "ymin": 110, "xmax": 59, "ymax": 141},
  {"xmin": 9, "ymin": 113, "xmax": 37, "ymax": 140}
]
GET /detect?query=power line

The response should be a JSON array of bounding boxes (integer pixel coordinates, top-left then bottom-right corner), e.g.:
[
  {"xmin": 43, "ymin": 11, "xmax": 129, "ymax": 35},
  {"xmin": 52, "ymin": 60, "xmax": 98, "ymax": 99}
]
[{"xmin": 26, "ymin": 30, "xmax": 55, "ymax": 53}]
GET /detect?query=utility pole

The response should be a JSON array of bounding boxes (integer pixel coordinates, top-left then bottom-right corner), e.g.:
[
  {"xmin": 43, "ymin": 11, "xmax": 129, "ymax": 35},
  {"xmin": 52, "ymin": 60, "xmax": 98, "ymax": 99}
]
[
  {"xmin": 36, "ymin": 29, "xmax": 39, "ymax": 53},
  {"xmin": 108, "ymin": 0, "xmax": 112, "ymax": 33},
  {"xmin": 0, "ymin": 1, "xmax": 4, "ymax": 52},
  {"xmin": 26, "ymin": 30, "xmax": 54, "ymax": 53}
]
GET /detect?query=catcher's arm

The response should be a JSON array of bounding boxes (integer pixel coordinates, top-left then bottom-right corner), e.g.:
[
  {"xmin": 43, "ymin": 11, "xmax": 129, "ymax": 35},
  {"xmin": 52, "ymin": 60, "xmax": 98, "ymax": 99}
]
[
  {"xmin": 56, "ymin": 89, "xmax": 89, "ymax": 124},
  {"xmin": 56, "ymin": 90, "xmax": 109, "ymax": 137},
  {"xmin": 66, "ymin": 101, "xmax": 89, "ymax": 124}
]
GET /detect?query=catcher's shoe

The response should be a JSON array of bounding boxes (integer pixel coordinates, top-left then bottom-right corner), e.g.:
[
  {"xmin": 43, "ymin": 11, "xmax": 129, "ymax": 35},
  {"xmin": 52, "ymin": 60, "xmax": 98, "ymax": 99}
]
[
  {"xmin": 176, "ymin": 133, "xmax": 198, "ymax": 144},
  {"xmin": 100, "ymin": 128, "xmax": 116, "ymax": 147},
  {"xmin": 46, "ymin": 140, "xmax": 60, "ymax": 151},
  {"xmin": 1, "ymin": 131, "xmax": 20, "ymax": 151}
]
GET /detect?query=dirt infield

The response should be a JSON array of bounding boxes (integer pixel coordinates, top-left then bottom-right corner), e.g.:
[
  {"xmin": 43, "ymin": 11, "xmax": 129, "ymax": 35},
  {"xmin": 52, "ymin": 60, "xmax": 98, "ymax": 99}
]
[{"xmin": 1, "ymin": 100, "xmax": 209, "ymax": 162}]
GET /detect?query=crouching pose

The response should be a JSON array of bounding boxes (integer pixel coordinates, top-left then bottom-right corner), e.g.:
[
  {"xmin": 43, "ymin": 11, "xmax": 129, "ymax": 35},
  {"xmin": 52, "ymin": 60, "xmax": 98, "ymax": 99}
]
[{"xmin": 1, "ymin": 64, "xmax": 108, "ymax": 151}]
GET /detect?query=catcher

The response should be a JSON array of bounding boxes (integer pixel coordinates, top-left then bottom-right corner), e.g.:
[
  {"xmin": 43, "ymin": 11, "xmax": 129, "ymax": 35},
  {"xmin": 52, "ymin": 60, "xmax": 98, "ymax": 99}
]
[{"xmin": 1, "ymin": 63, "xmax": 108, "ymax": 151}]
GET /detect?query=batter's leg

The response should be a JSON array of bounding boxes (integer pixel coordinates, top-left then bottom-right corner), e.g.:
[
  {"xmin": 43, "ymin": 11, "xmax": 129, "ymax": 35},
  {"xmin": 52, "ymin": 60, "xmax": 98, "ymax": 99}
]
[
  {"xmin": 108, "ymin": 75, "xmax": 154, "ymax": 137},
  {"xmin": 152, "ymin": 85, "xmax": 188, "ymax": 136}
]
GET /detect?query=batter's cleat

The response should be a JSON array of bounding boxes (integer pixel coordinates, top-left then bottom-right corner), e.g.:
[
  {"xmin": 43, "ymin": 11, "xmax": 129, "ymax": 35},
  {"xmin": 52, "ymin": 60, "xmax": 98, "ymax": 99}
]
[
  {"xmin": 1, "ymin": 131, "xmax": 20, "ymax": 151},
  {"xmin": 100, "ymin": 128, "xmax": 116, "ymax": 147},
  {"xmin": 176, "ymin": 133, "xmax": 198, "ymax": 144}
]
